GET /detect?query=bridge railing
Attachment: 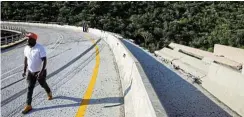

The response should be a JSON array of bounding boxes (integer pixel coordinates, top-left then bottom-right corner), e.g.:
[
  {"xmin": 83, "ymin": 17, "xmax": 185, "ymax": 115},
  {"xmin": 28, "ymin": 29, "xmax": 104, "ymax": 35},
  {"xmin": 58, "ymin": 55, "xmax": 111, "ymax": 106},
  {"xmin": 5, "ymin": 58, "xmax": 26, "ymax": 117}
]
[
  {"xmin": 1, "ymin": 25, "xmax": 27, "ymax": 46},
  {"xmin": 5, "ymin": 20, "xmax": 66, "ymax": 25}
]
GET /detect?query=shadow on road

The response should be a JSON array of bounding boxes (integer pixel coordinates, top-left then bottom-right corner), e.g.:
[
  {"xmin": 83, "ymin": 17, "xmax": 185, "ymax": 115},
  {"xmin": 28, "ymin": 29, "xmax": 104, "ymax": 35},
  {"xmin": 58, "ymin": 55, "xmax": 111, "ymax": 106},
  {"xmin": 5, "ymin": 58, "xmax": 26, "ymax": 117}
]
[
  {"xmin": 1, "ymin": 39, "xmax": 101, "ymax": 106},
  {"xmin": 28, "ymin": 96, "xmax": 123, "ymax": 114},
  {"xmin": 122, "ymin": 39, "xmax": 232, "ymax": 117}
]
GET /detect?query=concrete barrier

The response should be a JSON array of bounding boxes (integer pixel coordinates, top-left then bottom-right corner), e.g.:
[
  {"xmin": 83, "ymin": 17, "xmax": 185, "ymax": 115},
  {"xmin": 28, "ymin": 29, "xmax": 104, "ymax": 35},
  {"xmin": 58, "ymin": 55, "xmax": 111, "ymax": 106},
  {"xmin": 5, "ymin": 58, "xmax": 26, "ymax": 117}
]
[
  {"xmin": 90, "ymin": 29, "xmax": 157, "ymax": 117},
  {"xmin": 156, "ymin": 47, "xmax": 209, "ymax": 79},
  {"xmin": 214, "ymin": 44, "xmax": 244, "ymax": 74},
  {"xmin": 2, "ymin": 21, "xmax": 157, "ymax": 117},
  {"xmin": 156, "ymin": 42, "xmax": 244, "ymax": 116},
  {"xmin": 1, "ymin": 29, "xmax": 22, "ymax": 34},
  {"xmin": 155, "ymin": 50, "xmax": 176, "ymax": 63},
  {"xmin": 214, "ymin": 44, "xmax": 244, "ymax": 63},
  {"xmin": 169, "ymin": 43, "xmax": 242, "ymax": 70},
  {"xmin": 160, "ymin": 48, "xmax": 185, "ymax": 60},
  {"xmin": 169, "ymin": 43, "xmax": 213, "ymax": 59},
  {"xmin": 202, "ymin": 63, "xmax": 244, "ymax": 116}
]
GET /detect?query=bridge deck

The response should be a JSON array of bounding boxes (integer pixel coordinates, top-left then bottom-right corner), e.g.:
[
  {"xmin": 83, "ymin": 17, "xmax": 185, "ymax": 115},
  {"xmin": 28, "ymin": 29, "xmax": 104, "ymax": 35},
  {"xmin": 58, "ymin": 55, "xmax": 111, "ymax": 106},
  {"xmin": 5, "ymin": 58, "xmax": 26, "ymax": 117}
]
[{"xmin": 1, "ymin": 25, "xmax": 124, "ymax": 117}]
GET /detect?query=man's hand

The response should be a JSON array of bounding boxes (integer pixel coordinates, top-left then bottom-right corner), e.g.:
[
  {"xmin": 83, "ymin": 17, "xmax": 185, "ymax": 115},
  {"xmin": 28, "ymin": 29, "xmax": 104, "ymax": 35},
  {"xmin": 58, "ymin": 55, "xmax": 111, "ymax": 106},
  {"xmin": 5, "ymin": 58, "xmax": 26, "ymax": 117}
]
[
  {"xmin": 38, "ymin": 57, "xmax": 46, "ymax": 79},
  {"xmin": 22, "ymin": 72, "xmax": 26, "ymax": 77},
  {"xmin": 37, "ymin": 71, "xmax": 44, "ymax": 79},
  {"xmin": 23, "ymin": 56, "xmax": 28, "ymax": 78}
]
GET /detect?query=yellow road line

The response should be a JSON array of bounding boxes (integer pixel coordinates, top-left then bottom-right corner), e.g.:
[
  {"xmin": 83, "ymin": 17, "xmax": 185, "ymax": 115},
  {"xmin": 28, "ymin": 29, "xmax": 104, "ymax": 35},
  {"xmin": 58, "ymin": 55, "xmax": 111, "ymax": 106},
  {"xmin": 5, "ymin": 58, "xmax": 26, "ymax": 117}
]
[{"xmin": 75, "ymin": 34, "xmax": 100, "ymax": 117}]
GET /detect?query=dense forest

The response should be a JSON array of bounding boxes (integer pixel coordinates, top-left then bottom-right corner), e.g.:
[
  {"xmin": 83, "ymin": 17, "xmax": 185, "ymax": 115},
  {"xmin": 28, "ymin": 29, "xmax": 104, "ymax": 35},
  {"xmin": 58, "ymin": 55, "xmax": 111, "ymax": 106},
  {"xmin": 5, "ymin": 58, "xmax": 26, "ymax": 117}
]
[{"xmin": 2, "ymin": 1, "xmax": 244, "ymax": 52}]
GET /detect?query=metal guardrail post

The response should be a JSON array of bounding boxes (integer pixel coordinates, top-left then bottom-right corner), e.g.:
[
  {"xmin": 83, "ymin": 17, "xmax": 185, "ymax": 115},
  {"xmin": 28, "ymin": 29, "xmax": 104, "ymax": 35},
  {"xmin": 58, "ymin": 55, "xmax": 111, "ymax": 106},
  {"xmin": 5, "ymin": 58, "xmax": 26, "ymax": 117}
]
[
  {"xmin": 11, "ymin": 36, "xmax": 14, "ymax": 43},
  {"xmin": 4, "ymin": 37, "xmax": 7, "ymax": 45},
  {"xmin": 16, "ymin": 35, "xmax": 19, "ymax": 41},
  {"xmin": 14, "ymin": 35, "xmax": 17, "ymax": 42},
  {"xmin": 5, "ymin": 37, "xmax": 7, "ymax": 45},
  {"xmin": 14, "ymin": 35, "xmax": 16, "ymax": 42},
  {"xmin": 18, "ymin": 34, "xmax": 20, "ymax": 41}
]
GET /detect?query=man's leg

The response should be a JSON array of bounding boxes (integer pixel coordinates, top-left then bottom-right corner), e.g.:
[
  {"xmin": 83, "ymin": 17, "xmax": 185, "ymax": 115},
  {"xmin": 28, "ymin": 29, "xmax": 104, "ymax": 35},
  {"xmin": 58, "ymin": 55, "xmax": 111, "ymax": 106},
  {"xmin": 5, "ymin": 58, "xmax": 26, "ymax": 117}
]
[
  {"xmin": 22, "ymin": 71, "xmax": 36, "ymax": 114},
  {"xmin": 26, "ymin": 71, "xmax": 37, "ymax": 105},
  {"xmin": 37, "ymin": 69, "xmax": 52, "ymax": 100}
]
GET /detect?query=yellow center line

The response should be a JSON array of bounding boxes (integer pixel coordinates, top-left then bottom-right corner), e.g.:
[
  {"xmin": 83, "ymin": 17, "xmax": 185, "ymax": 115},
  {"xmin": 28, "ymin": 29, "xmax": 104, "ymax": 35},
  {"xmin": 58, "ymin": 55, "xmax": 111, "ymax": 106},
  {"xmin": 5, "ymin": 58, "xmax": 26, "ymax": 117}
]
[{"xmin": 75, "ymin": 34, "xmax": 100, "ymax": 117}]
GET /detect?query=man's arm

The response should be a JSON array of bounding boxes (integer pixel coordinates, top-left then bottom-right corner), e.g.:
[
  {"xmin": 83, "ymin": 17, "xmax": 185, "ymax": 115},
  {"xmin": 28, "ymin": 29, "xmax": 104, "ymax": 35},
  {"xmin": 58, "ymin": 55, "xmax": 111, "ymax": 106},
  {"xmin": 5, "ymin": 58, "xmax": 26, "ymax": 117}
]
[
  {"xmin": 38, "ymin": 45, "xmax": 47, "ymax": 78},
  {"xmin": 37, "ymin": 57, "xmax": 46, "ymax": 79},
  {"xmin": 22, "ymin": 57, "xmax": 28, "ymax": 77},
  {"xmin": 41, "ymin": 57, "xmax": 47, "ymax": 72}
]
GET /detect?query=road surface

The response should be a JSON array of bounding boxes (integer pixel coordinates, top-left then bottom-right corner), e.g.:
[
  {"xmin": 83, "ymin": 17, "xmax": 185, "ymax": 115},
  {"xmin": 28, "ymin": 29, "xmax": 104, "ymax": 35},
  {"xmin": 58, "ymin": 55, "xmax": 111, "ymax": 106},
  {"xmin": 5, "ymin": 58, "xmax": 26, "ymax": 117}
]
[{"xmin": 1, "ymin": 24, "xmax": 124, "ymax": 117}]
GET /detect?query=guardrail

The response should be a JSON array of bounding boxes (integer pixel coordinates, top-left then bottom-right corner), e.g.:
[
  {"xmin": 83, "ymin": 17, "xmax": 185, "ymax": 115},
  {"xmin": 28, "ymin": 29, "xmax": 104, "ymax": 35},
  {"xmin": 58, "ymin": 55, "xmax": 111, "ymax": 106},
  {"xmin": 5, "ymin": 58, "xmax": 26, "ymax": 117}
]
[
  {"xmin": 1, "ymin": 25, "xmax": 27, "ymax": 46},
  {"xmin": 4, "ymin": 20, "xmax": 66, "ymax": 25},
  {"xmin": 89, "ymin": 29, "xmax": 158, "ymax": 117}
]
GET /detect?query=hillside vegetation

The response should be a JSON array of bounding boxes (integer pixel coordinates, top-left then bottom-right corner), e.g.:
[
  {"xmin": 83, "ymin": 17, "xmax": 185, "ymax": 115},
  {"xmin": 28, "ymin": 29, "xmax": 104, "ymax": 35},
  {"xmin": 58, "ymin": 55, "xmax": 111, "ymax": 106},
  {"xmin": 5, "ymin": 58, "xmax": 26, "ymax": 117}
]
[{"xmin": 2, "ymin": 1, "xmax": 244, "ymax": 52}]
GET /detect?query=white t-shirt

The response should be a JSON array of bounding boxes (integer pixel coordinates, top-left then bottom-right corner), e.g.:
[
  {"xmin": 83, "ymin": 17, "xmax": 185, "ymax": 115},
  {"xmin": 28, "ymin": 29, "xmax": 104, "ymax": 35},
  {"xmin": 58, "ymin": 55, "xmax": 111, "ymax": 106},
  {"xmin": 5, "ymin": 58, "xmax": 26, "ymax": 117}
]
[{"xmin": 24, "ymin": 43, "xmax": 46, "ymax": 72}]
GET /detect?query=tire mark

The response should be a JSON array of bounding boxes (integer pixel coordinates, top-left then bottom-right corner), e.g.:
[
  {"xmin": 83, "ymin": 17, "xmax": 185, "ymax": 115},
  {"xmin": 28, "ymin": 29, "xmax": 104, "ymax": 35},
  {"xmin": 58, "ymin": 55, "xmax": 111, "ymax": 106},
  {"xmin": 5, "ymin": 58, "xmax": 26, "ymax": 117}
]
[{"xmin": 1, "ymin": 39, "xmax": 101, "ymax": 107}]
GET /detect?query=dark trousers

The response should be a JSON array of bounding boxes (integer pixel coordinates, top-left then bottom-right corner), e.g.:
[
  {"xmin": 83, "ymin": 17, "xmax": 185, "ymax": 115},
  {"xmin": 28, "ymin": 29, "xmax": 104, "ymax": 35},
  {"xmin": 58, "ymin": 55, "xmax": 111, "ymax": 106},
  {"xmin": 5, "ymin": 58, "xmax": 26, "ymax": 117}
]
[
  {"xmin": 83, "ymin": 26, "xmax": 86, "ymax": 32},
  {"xmin": 26, "ymin": 69, "xmax": 51, "ymax": 105}
]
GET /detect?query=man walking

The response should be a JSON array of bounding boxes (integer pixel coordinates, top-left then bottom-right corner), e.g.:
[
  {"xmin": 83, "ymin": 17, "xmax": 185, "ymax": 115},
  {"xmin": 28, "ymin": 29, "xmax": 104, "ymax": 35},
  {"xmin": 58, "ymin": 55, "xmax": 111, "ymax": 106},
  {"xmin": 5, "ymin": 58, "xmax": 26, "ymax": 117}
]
[
  {"xmin": 22, "ymin": 32, "xmax": 52, "ymax": 114},
  {"xmin": 82, "ymin": 21, "xmax": 86, "ymax": 32},
  {"xmin": 82, "ymin": 21, "xmax": 89, "ymax": 32}
]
